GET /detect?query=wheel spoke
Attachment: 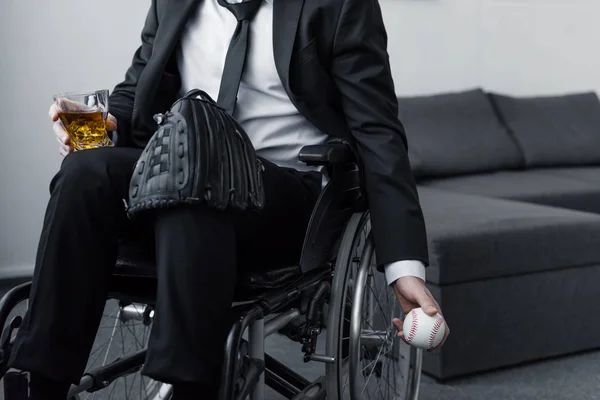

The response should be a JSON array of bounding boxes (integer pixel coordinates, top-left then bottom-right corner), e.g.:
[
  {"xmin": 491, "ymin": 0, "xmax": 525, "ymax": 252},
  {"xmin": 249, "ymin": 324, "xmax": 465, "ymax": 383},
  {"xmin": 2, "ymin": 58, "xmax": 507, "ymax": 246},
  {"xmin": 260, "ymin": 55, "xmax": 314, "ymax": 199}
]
[
  {"xmin": 80, "ymin": 302, "xmax": 162, "ymax": 399},
  {"xmin": 366, "ymin": 280, "xmax": 390, "ymax": 326},
  {"xmin": 360, "ymin": 338, "xmax": 387, "ymax": 395},
  {"xmin": 103, "ymin": 309, "xmax": 121, "ymax": 366},
  {"xmin": 107, "ymin": 379, "xmax": 118, "ymax": 399},
  {"xmin": 325, "ymin": 212, "xmax": 422, "ymax": 400}
]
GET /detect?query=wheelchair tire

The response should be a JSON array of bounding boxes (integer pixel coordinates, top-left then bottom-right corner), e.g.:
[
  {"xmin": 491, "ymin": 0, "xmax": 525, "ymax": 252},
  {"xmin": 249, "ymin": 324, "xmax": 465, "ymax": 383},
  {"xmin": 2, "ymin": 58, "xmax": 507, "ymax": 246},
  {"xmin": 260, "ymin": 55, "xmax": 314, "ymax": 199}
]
[
  {"xmin": 0, "ymin": 288, "xmax": 171, "ymax": 400},
  {"xmin": 68, "ymin": 299, "xmax": 172, "ymax": 400},
  {"xmin": 325, "ymin": 212, "xmax": 422, "ymax": 400}
]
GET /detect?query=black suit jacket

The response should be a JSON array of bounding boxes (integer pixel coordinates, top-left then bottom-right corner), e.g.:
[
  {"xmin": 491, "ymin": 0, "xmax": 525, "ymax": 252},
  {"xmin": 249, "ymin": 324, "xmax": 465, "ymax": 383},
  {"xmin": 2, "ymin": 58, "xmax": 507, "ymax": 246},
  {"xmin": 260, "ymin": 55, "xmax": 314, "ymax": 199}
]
[{"xmin": 109, "ymin": 0, "xmax": 429, "ymax": 266}]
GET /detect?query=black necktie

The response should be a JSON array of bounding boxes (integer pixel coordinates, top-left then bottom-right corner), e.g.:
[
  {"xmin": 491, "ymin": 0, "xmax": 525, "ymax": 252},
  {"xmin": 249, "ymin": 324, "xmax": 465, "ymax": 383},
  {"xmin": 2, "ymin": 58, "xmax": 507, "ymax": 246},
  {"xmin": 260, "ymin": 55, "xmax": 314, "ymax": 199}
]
[{"xmin": 216, "ymin": 0, "xmax": 264, "ymax": 115}]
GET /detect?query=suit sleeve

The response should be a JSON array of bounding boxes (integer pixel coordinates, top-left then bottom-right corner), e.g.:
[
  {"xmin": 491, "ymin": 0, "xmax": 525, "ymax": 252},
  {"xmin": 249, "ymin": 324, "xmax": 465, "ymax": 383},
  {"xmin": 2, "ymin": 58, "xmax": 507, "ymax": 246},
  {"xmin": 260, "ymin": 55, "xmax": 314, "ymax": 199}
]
[
  {"xmin": 109, "ymin": 0, "xmax": 159, "ymax": 148},
  {"xmin": 330, "ymin": 0, "xmax": 429, "ymax": 266}
]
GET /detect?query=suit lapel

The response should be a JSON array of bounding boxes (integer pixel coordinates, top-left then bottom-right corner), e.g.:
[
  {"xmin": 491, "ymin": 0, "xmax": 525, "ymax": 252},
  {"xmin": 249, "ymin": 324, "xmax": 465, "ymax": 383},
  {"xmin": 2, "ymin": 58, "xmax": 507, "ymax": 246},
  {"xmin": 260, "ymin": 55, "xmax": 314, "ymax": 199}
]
[
  {"xmin": 152, "ymin": 0, "xmax": 200, "ymax": 62},
  {"xmin": 273, "ymin": 0, "xmax": 305, "ymax": 96},
  {"xmin": 136, "ymin": 0, "xmax": 307, "ymax": 130},
  {"xmin": 134, "ymin": 0, "xmax": 200, "ymax": 129}
]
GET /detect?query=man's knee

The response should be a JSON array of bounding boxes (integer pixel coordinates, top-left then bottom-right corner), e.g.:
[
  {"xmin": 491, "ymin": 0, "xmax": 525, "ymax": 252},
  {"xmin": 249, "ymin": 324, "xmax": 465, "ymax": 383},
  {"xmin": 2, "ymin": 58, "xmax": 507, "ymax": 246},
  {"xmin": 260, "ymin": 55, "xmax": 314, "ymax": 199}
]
[
  {"xmin": 60, "ymin": 147, "xmax": 109, "ymax": 175},
  {"xmin": 51, "ymin": 148, "xmax": 140, "ymax": 195},
  {"xmin": 52, "ymin": 149, "xmax": 110, "ymax": 192}
]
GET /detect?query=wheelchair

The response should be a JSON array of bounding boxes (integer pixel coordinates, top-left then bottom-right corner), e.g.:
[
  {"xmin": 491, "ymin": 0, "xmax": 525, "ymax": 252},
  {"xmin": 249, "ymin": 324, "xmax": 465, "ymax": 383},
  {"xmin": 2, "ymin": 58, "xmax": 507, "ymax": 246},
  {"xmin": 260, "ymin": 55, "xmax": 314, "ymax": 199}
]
[{"xmin": 0, "ymin": 142, "xmax": 422, "ymax": 400}]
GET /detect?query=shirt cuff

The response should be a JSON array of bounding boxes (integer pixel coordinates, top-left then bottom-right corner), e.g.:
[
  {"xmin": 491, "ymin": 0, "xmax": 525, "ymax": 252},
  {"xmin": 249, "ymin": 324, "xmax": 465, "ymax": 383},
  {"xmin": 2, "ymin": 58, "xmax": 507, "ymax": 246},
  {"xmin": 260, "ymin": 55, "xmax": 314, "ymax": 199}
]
[{"xmin": 384, "ymin": 260, "xmax": 426, "ymax": 286}]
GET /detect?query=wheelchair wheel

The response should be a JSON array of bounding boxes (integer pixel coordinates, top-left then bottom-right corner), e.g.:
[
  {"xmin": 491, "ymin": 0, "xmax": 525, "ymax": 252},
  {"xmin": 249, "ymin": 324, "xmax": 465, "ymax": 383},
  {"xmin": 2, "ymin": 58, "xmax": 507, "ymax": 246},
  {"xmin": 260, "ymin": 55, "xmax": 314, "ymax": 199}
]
[
  {"xmin": 0, "ymin": 295, "xmax": 29, "ymax": 376},
  {"xmin": 67, "ymin": 299, "xmax": 171, "ymax": 400},
  {"xmin": 0, "ymin": 285, "xmax": 169, "ymax": 400},
  {"xmin": 325, "ymin": 212, "xmax": 422, "ymax": 400}
]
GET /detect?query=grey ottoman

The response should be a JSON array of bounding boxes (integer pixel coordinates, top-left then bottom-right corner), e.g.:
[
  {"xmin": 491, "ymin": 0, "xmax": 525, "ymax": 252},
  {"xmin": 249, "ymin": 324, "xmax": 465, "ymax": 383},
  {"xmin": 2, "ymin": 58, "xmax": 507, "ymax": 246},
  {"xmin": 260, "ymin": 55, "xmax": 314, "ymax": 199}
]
[
  {"xmin": 420, "ymin": 169, "xmax": 600, "ymax": 214},
  {"xmin": 417, "ymin": 187, "xmax": 600, "ymax": 379}
]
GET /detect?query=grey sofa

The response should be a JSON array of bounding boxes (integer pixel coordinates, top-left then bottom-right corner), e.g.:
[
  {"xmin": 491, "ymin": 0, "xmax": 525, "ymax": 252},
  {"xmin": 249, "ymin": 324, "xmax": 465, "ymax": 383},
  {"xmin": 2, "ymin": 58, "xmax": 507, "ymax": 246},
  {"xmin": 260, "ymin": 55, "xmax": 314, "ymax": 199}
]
[{"xmin": 396, "ymin": 89, "xmax": 600, "ymax": 380}]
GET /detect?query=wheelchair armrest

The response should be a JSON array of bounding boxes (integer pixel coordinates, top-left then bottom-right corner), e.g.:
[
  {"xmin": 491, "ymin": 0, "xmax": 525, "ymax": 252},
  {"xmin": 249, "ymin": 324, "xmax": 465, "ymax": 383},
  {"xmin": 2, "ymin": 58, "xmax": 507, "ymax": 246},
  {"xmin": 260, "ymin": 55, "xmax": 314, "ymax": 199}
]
[{"xmin": 299, "ymin": 143, "xmax": 355, "ymax": 167}]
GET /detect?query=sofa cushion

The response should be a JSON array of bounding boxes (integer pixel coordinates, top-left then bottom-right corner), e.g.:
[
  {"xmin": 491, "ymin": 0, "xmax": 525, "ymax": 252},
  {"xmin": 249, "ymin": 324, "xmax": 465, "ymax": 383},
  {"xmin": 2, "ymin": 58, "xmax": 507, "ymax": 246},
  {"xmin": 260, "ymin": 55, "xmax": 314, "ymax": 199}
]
[
  {"xmin": 536, "ymin": 166, "xmax": 600, "ymax": 185},
  {"xmin": 488, "ymin": 91, "xmax": 600, "ymax": 167},
  {"xmin": 397, "ymin": 89, "xmax": 523, "ymax": 179},
  {"xmin": 420, "ymin": 170, "xmax": 600, "ymax": 214},
  {"xmin": 417, "ymin": 187, "xmax": 600, "ymax": 285}
]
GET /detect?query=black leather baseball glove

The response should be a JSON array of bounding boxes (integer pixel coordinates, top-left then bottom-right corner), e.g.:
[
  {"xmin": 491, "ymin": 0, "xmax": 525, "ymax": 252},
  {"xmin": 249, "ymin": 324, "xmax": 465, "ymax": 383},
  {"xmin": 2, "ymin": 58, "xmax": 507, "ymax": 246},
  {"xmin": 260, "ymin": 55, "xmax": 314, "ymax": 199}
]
[{"xmin": 127, "ymin": 89, "xmax": 265, "ymax": 218}]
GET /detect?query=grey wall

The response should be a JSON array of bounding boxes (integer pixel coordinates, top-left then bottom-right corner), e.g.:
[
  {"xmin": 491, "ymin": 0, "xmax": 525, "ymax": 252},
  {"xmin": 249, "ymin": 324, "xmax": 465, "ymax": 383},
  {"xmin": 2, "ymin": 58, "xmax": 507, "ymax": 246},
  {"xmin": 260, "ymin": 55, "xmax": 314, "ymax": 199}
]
[
  {"xmin": 0, "ymin": 0, "xmax": 148, "ymax": 276},
  {"xmin": 1, "ymin": 0, "xmax": 599, "ymax": 276},
  {"xmin": 383, "ymin": 0, "xmax": 600, "ymax": 96}
]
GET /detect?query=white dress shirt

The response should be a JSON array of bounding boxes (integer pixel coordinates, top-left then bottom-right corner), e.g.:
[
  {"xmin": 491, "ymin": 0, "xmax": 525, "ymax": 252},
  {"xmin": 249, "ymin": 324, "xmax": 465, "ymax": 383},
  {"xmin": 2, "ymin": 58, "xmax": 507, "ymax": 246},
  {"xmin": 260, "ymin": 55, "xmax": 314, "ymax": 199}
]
[{"xmin": 176, "ymin": 0, "xmax": 426, "ymax": 285}]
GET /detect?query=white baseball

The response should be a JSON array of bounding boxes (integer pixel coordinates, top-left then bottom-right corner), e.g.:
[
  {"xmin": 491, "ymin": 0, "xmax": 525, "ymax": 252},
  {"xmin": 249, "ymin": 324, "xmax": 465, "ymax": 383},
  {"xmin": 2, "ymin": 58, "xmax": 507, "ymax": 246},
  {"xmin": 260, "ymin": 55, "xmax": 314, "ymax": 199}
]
[{"xmin": 402, "ymin": 307, "xmax": 446, "ymax": 350}]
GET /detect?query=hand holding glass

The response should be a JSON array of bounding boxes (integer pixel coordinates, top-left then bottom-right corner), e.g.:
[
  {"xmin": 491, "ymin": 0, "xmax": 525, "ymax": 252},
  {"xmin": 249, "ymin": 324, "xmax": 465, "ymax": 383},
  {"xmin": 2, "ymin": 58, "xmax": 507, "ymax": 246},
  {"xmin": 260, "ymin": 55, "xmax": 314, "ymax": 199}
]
[{"xmin": 53, "ymin": 90, "xmax": 114, "ymax": 150}]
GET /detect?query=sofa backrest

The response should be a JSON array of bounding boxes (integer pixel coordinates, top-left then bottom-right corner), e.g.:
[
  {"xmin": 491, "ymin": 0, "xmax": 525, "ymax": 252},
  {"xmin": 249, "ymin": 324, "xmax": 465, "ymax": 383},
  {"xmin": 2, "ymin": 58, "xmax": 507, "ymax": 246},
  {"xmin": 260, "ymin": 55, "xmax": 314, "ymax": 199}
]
[
  {"xmin": 397, "ymin": 88, "xmax": 524, "ymax": 180},
  {"xmin": 488, "ymin": 91, "xmax": 600, "ymax": 168}
]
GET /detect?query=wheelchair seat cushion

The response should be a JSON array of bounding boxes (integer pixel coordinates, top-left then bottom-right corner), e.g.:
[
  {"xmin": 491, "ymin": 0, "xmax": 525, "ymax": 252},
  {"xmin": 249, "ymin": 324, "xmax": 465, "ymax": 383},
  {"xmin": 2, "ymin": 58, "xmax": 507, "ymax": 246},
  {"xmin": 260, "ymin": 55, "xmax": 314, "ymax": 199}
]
[
  {"xmin": 114, "ymin": 254, "xmax": 156, "ymax": 278},
  {"xmin": 235, "ymin": 266, "xmax": 302, "ymax": 290},
  {"xmin": 114, "ymin": 242, "xmax": 303, "ymax": 301}
]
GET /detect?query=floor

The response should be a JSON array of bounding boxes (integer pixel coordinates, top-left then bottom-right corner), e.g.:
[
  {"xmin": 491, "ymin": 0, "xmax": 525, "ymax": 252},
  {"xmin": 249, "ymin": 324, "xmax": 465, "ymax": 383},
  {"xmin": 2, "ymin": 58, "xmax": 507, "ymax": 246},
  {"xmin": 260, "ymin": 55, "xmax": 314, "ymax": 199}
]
[
  {"xmin": 264, "ymin": 334, "xmax": 600, "ymax": 400},
  {"xmin": 1, "ymin": 279, "xmax": 599, "ymax": 400}
]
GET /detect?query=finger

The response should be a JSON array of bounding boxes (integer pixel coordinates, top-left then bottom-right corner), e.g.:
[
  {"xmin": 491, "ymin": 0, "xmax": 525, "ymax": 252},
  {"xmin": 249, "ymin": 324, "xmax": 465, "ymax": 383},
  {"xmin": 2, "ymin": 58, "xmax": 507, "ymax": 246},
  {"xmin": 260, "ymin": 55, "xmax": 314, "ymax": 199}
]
[
  {"xmin": 59, "ymin": 143, "xmax": 74, "ymax": 157},
  {"xmin": 426, "ymin": 288, "xmax": 444, "ymax": 316},
  {"xmin": 59, "ymin": 145, "xmax": 70, "ymax": 157},
  {"xmin": 105, "ymin": 113, "xmax": 118, "ymax": 131},
  {"xmin": 56, "ymin": 135, "xmax": 73, "ymax": 153},
  {"xmin": 53, "ymin": 121, "xmax": 70, "ymax": 144},
  {"xmin": 393, "ymin": 321, "xmax": 407, "ymax": 342},
  {"xmin": 396, "ymin": 330, "xmax": 411, "ymax": 345},
  {"xmin": 428, "ymin": 330, "xmax": 449, "ymax": 352},
  {"xmin": 49, "ymin": 104, "xmax": 59, "ymax": 122},
  {"xmin": 438, "ymin": 325, "xmax": 450, "ymax": 348},
  {"xmin": 400, "ymin": 334, "xmax": 411, "ymax": 345},
  {"xmin": 392, "ymin": 318, "xmax": 411, "ymax": 343},
  {"xmin": 414, "ymin": 289, "xmax": 439, "ymax": 316},
  {"xmin": 54, "ymin": 97, "xmax": 92, "ymax": 113},
  {"xmin": 393, "ymin": 284, "xmax": 420, "ymax": 315},
  {"xmin": 55, "ymin": 132, "xmax": 73, "ymax": 150},
  {"xmin": 427, "ymin": 321, "xmax": 450, "ymax": 352}
]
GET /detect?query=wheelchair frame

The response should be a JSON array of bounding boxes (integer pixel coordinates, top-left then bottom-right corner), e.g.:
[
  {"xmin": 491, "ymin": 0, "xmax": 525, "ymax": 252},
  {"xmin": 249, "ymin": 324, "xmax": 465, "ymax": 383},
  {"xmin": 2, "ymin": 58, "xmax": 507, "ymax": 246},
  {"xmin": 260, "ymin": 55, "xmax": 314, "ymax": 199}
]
[
  {"xmin": 0, "ymin": 142, "xmax": 421, "ymax": 400},
  {"xmin": 0, "ymin": 265, "xmax": 334, "ymax": 399}
]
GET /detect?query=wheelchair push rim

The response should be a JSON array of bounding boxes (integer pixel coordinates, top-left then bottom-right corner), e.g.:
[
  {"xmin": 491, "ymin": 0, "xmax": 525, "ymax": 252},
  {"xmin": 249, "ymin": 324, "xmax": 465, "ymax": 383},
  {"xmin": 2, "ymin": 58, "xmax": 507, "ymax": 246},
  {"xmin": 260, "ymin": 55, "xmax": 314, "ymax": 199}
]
[{"xmin": 325, "ymin": 212, "xmax": 422, "ymax": 400}]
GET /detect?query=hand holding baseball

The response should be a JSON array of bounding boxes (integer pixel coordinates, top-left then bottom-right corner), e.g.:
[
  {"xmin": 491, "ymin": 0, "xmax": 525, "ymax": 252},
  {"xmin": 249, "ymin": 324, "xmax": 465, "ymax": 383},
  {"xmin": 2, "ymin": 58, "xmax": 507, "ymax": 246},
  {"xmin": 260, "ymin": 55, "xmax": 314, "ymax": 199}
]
[{"xmin": 391, "ymin": 276, "xmax": 449, "ymax": 350}]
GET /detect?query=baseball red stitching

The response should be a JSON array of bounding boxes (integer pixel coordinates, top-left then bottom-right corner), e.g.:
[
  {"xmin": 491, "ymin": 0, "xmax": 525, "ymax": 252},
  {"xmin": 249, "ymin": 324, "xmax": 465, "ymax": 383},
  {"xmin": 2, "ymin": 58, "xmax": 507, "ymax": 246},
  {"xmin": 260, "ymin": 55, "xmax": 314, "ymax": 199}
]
[
  {"xmin": 428, "ymin": 317, "xmax": 444, "ymax": 349},
  {"xmin": 406, "ymin": 309, "xmax": 418, "ymax": 343}
]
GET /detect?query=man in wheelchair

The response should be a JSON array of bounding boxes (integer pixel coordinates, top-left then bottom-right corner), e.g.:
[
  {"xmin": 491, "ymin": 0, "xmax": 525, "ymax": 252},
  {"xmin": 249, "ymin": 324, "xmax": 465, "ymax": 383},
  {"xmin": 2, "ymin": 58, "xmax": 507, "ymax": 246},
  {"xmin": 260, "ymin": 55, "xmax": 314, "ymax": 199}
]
[{"xmin": 3, "ymin": 0, "xmax": 448, "ymax": 398}]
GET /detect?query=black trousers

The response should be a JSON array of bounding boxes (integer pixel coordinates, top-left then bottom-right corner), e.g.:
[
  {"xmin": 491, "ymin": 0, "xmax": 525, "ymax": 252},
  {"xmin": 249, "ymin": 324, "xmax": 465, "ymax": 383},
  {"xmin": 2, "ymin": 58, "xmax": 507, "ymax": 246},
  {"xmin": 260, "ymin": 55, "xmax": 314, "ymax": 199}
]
[{"xmin": 8, "ymin": 147, "xmax": 321, "ymax": 387}]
